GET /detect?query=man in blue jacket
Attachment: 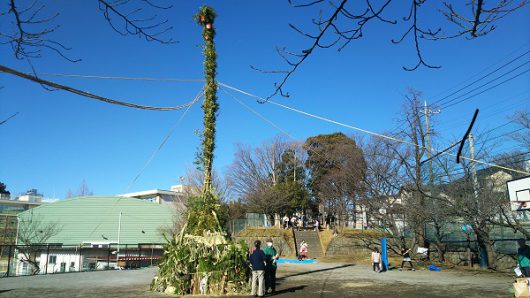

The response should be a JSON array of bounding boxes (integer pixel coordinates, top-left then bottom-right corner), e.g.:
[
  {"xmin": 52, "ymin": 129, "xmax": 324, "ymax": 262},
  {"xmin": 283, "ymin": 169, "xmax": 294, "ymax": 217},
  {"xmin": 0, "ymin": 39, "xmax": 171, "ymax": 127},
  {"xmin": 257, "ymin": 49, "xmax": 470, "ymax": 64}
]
[{"xmin": 249, "ymin": 240, "xmax": 266, "ymax": 297}]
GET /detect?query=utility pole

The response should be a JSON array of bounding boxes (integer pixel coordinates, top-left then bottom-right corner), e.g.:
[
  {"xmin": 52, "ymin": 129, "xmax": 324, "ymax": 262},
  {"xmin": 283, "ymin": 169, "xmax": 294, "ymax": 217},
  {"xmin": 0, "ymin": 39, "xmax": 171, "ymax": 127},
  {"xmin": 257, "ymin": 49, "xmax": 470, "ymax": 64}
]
[
  {"xmin": 422, "ymin": 100, "xmax": 440, "ymax": 249},
  {"xmin": 468, "ymin": 133, "xmax": 479, "ymax": 199},
  {"xmin": 423, "ymin": 100, "xmax": 440, "ymax": 186},
  {"xmin": 468, "ymin": 132, "xmax": 488, "ymax": 268}
]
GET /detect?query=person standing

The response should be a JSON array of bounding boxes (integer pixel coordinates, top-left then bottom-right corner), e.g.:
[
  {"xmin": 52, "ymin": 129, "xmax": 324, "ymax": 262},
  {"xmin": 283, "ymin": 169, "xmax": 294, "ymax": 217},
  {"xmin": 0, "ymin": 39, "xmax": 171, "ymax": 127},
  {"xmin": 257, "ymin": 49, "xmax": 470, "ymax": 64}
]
[
  {"xmin": 371, "ymin": 247, "xmax": 382, "ymax": 273},
  {"xmin": 314, "ymin": 219, "xmax": 320, "ymax": 231},
  {"xmin": 283, "ymin": 215, "xmax": 290, "ymax": 229},
  {"xmin": 298, "ymin": 240, "xmax": 308, "ymax": 260},
  {"xmin": 249, "ymin": 240, "xmax": 266, "ymax": 297},
  {"xmin": 399, "ymin": 247, "xmax": 415, "ymax": 271},
  {"xmin": 517, "ymin": 238, "xmax": 530, "ymax": 276},
  {"xmin": 263, "ymin": 238, "xmax": 279, "ymax": 294},
  {"xmin": 297, "ymin": 218, "xmax": 303, "ymax": 231}
]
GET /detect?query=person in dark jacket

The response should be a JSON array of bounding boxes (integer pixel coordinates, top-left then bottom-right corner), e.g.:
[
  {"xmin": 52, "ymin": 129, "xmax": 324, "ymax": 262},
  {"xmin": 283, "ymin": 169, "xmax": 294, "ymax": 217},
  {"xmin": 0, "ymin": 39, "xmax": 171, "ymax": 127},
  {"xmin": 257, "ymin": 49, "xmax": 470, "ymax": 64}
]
[
  {"xmin": 263, "ymin": 238, "xmax": 279, "ymax": 294},
  {"xmin": 249, "ymin": 240, "xmax": 266, "ymax": 297}
]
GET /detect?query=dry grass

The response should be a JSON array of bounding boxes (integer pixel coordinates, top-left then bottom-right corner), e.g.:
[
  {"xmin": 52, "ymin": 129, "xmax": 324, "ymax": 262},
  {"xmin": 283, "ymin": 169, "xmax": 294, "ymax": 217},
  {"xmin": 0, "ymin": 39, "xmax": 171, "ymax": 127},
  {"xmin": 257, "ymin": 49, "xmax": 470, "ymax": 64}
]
[
  {"xmin": 339, "ymin": 228, "xmax": 389, "ymax": 239},
  {"xmin": 319, "ymin": 230, "xmax": 334, "ymax": 254},
  {"xmin": 236, "ymin": 227, "xmax": 295, "ymax": 254},
  {"xmin": 236, "ymin": 227, "xmax": 292, "ymax": 238}
]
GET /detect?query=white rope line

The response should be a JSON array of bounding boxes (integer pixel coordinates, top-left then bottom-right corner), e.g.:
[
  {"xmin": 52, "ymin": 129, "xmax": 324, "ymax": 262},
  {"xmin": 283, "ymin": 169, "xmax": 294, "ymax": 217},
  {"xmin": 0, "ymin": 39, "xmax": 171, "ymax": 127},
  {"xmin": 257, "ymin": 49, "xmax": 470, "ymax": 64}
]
[
  {"xmin": 220, "ymin": 87, "xmax": 296, "ymax": 139},
  {"xmin": 126, "ymin": 89, "xmax": 204, "ymax": 192},
  {"xmin": 21, "ymin": 72, "xmax": 529, "ymax": 175},
  {"xmin": 218, "ymin": 82, "xmax": 530, "ymax": 176},
  {"xmin": 40, "ymin": 72, "xmax": 205, "ymax": 82}
]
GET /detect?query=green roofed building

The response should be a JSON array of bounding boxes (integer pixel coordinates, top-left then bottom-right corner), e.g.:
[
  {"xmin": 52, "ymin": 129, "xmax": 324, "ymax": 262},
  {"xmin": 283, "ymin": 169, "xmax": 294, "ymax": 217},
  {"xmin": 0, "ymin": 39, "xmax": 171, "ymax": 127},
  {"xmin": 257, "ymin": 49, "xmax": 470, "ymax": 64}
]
[{"xmin": 15, "ymin": 196, "xmax": 176, "ymax": 275}]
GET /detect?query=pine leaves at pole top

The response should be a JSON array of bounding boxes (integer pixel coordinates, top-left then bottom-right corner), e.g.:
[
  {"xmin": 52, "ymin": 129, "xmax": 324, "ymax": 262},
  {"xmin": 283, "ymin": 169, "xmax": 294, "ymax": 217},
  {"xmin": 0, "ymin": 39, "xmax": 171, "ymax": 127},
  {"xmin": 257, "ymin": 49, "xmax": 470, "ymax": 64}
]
[{"xmin": 195, "ymin": 5, "xmax": 218, "ymax": 194}]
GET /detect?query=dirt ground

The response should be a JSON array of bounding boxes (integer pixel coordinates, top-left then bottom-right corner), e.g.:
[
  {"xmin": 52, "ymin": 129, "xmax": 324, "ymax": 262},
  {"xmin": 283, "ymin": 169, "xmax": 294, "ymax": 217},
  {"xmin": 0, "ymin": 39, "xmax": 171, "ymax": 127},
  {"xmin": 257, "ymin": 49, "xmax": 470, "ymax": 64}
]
[{"xmin": 0, "ymin": 261, "xmax": 516, "ymax": 297}]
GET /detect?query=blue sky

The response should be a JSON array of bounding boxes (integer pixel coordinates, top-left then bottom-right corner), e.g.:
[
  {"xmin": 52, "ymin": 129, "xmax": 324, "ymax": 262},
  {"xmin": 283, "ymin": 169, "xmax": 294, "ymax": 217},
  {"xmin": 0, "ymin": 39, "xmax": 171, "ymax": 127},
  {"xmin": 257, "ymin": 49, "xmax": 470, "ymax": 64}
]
[{"xmin": 1, "ymin": 1, "xmax": 529, "ymax": 198}]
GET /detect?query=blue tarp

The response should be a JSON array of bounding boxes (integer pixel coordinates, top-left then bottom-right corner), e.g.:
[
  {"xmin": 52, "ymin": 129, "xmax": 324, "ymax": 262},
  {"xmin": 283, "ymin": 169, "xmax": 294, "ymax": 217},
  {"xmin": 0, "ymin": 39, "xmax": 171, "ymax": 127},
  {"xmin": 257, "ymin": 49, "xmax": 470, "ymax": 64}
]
[
  {"xmin": 276, "ymin": 259, "xmax": 318, "ymax": 264},
  {"xmin": 428, "ymin": 265, "xmax": 441, "ymax": 271},
  {"xmin": 381, "ymin": 237, "xmax": 389, "ymax": 271}
]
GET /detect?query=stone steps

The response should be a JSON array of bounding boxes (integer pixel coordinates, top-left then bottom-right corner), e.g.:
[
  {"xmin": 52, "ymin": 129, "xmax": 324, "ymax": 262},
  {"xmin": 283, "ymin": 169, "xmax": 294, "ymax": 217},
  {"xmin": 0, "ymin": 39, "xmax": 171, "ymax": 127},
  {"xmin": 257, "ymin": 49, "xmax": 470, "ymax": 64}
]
[{"xmin": 293, "ymin": 230, "xmax": 323, "ymax": 258}]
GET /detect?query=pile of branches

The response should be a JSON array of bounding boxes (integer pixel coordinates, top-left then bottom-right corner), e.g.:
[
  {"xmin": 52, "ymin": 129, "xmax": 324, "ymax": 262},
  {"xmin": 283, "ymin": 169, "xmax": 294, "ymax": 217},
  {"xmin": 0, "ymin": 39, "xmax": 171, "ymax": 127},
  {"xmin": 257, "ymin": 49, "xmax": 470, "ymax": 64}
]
[{"xmin": 151, "ymin": 193, "xmax": 250, "ymax": 295}]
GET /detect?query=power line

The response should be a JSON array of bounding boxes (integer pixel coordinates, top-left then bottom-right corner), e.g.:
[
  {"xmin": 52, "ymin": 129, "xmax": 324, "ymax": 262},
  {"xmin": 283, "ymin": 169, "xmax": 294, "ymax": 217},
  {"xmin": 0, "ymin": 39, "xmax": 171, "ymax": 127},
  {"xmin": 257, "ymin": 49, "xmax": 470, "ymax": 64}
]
[
  {"xmin": 475, "ymin": 127, "xmax": 527, "ymax": 145},
  {"xmin": 429, "ymin": 43, "xmax": 529, "ymax": 101},
  {"xmin": 440, "ymin": 68, "xmax": 530, "ymax": 110},
  {"xmin": 41, "ymin": 72, "xmax": 204, "ymax": 83},
  {"xmin": 0, "ymin": 65, "xmax": 197, "ymax": 111},
  {"xmin": 435, "ymin": 93, "xmax": 529, "ymax": 131},
  {"xmin": 432, "ymin": 51, "xmax": 530, "ymax": 106},
  {"xmin": 218, "ymin": 82, "xmax": 530, "ymax": 176},
  {"xmin": 0, "ymin": 112, "xmax": 19, "ymax": 125}
]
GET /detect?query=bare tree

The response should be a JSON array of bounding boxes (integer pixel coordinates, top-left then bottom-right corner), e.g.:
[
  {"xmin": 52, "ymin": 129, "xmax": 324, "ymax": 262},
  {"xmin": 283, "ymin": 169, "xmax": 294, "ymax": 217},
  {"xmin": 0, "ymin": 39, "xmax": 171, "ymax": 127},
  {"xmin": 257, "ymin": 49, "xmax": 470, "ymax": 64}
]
[
  {"xmin": 76, "ymin": 179, "xmax": 93, "ymax": 197},
  {"xmin": 227, "ymin": 136, "xmax": 308, "ymax": 221},
  {"xmin": 1, "ymin": 0, "xmax": 174, "ymax": 62},
  {"xmin": 254, "ymin": 0, "xmax": 528, "ymax": 99},
  {"xmin": 360, "ymin": 136, "xmax": 408, "ymax": 245},
  {"xmin": 182, "ymin": 167, "xmax": 230, "ymax": 201},
  {"xmin": 227, "ymin": 136, "xmax": 291, "ymax": 198},
  {"xmin": 510, "ymin": 109, "xmax": 530, "ymax": 150},
  {"xmin": 16, "ymin": 216, "xmax": 61, "ymax": 275}
]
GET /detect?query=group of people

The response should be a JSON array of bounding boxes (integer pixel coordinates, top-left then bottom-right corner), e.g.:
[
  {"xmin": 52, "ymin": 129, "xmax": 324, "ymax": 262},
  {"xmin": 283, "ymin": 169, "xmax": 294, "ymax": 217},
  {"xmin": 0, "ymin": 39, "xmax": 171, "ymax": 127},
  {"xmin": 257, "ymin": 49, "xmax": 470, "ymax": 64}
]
[
  {"xmin": 371, "ymin": 246, "xmax": 415, "ymax": 273},
  {"xmin": 248, "ymin": 238, "xmax": 279, "ymax": 297},
  {"xmin": 282, "ymin": 214, "xmax": 319, "ymax": 231}
]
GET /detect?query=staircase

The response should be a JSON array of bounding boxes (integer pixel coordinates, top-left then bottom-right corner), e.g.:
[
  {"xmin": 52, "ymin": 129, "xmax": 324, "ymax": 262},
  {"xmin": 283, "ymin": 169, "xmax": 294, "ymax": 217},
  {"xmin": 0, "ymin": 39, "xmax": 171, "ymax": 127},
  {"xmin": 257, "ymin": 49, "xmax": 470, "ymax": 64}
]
[{"xmin": 293, "ymin": 230, "xmax": 323, "ymax": 259}]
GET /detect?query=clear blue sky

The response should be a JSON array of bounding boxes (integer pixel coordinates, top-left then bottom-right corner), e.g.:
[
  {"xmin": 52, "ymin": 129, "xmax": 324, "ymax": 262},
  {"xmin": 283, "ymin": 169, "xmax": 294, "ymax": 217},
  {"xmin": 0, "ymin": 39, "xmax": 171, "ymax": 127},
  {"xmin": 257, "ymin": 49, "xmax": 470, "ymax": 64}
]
[{"xmin": 1, "ymin": 1, "xmax": 529, "ymax": 198}]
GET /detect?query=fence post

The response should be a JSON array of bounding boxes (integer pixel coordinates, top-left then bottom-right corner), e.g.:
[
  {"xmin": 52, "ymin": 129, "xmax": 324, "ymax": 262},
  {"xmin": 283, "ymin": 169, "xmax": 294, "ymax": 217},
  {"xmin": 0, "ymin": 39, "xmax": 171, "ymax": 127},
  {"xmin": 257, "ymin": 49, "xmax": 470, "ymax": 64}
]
[
  {"xmin": 150, "ymin": 244, "xmax": 154, "ymax": 267},
  {"xmin": 107, "ymin": 245, "xmax": 111, "ymax": 270},
  {"xmin": 6, "ymin": 245, "xmax": 12, "ymax": 277},
  {"xmin": 125, "ymin": 244, "xmax": 128, "ymax": 269},
  {"xmin": 137, "ymin": 244, "xmax": 141, "ymax": 268},
  {"xmin": 44, "ymin": 244, "xmax": 50, "ymax": 275},
  {"xmin": 78, "ymin": 245, "xmax": 82, "ymax": 272}
]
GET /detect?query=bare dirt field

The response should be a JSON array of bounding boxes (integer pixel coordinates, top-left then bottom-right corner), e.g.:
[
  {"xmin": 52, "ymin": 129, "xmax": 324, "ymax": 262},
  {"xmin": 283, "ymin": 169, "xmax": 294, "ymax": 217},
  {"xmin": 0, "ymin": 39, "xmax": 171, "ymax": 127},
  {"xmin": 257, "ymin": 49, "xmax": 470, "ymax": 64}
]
[{"xmin": 0, "ymin": 261, "xmax": 515, "ymax": 297}]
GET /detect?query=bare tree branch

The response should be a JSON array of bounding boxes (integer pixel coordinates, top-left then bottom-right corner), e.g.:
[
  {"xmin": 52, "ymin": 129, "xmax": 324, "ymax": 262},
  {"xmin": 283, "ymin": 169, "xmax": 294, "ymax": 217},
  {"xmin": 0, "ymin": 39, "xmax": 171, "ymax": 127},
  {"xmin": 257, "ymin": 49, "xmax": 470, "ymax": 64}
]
[{"xmin": 97, "ymin": 0, "xmax": 175, "ymax": 44}]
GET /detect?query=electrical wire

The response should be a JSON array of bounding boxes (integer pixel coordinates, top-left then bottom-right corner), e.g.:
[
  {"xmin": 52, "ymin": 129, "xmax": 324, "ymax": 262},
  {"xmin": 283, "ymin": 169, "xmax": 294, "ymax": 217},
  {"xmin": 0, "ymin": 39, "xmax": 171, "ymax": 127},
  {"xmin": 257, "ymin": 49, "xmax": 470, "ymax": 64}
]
[
  {"xmin": 429, "ymin": 42, "xmax": 529, "ymax": 102},
  {"xmin": 218, "ymin": 82, "xmax": 530, "ymax": 176},
  {"xmin": 440, "ymin": 68, "xmax": 530, "ymax": 110},
  {"xmin": 432, "ymin": 51, "xmax": 530, "ymax": 106},
  {"xmin": 40, "ymin": 72, "xmax": 204, "ymax": 83},
  {"xmin": 11, "ymin": 70, "xmax": 527, "ymax": 174},
  {"xmin": 0, "ymin": 65, "xmax": 197, "ymax": 111}
]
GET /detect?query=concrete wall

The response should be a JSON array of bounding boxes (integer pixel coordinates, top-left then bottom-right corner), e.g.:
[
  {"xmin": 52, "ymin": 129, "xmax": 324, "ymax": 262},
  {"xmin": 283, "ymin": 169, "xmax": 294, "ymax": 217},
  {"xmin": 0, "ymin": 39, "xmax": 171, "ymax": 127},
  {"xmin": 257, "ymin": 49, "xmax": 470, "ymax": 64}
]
[{"xmin": 235, "ymin": 236, "xmax": 294, "ymax": 257}]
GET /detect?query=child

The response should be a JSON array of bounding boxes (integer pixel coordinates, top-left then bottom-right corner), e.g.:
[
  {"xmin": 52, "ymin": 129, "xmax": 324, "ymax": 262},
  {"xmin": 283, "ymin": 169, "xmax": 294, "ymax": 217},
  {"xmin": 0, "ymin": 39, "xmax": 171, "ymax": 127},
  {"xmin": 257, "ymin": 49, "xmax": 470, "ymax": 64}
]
[
  {"xmin": 298, "ymin": 240, "xmax": 308, "ymax": 260},
  {"xmin": 371, "ymin": 247, "xmax": 382, "ymax": 273},
  {"xmin": 400, "ymin": 247, "xmax": 415, "ymax": 271}
]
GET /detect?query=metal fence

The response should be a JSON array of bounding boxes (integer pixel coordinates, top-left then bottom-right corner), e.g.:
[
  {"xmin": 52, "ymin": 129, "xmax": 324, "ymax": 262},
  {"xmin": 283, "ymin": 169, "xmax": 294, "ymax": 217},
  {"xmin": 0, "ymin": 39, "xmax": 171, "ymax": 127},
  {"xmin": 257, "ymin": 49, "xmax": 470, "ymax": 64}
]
[
  {"xmin": 0, "ymin": 243, "xmax": 165, "ymax": 278},
  {"xmin": 228, "ymin": 213, "xmax": 271, "ymax": 235}
]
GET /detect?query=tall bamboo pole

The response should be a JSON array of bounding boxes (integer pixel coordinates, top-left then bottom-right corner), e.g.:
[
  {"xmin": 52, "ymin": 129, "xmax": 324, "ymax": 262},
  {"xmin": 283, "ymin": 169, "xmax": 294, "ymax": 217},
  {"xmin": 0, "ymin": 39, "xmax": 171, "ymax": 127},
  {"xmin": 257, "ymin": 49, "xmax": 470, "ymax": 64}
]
[{"xmin": 195, "ymin": 6, "xmax": 218, "ymax": 194}]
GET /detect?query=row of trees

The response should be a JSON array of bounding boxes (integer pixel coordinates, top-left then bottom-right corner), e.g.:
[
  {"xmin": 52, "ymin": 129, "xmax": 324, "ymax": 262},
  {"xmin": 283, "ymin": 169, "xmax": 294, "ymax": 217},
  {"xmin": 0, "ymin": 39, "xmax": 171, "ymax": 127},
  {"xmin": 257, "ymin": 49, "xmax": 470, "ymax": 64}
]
[
  {"xmin": 226, "ymin": 132, "xmax": 366, "ymax": 227},
  {"xmin": 223, "ymin": 89, "xmax": 529, "ymax": 269}
]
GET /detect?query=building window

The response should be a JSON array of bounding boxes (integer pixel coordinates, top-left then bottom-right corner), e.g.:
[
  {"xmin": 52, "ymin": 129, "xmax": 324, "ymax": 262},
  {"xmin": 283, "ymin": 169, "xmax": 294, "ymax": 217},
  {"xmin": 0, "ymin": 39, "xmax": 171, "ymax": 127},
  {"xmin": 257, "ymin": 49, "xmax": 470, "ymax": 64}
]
[{"xmin": 48, "ymin": 255, "xmax": 57, "ymax": 264}]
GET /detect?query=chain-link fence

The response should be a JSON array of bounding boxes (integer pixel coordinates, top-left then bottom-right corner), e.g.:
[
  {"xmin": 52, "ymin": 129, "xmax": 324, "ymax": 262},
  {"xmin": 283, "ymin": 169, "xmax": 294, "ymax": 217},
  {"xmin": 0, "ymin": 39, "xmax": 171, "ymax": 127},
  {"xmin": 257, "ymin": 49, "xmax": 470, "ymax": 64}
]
[
  {"xmin": 0, "ymin": 243, "xmax": 164, "ymax": 278},
  {"xmin": 228, "ymin": 213, "xmax": 271, "ymax": 235}
]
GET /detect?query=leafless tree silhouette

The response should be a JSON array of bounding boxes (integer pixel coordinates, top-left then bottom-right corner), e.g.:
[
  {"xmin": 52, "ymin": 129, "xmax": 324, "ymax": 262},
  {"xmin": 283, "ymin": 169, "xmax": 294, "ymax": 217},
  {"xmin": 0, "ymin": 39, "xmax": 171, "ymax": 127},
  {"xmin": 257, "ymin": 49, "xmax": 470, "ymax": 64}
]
[
  {"xmin": 1, "ymin": 0, "xmax": 174, "ymax": 62},
  {"xmin": 253, "ymin": 0, "xmax": 528, "ymax": 100}
]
